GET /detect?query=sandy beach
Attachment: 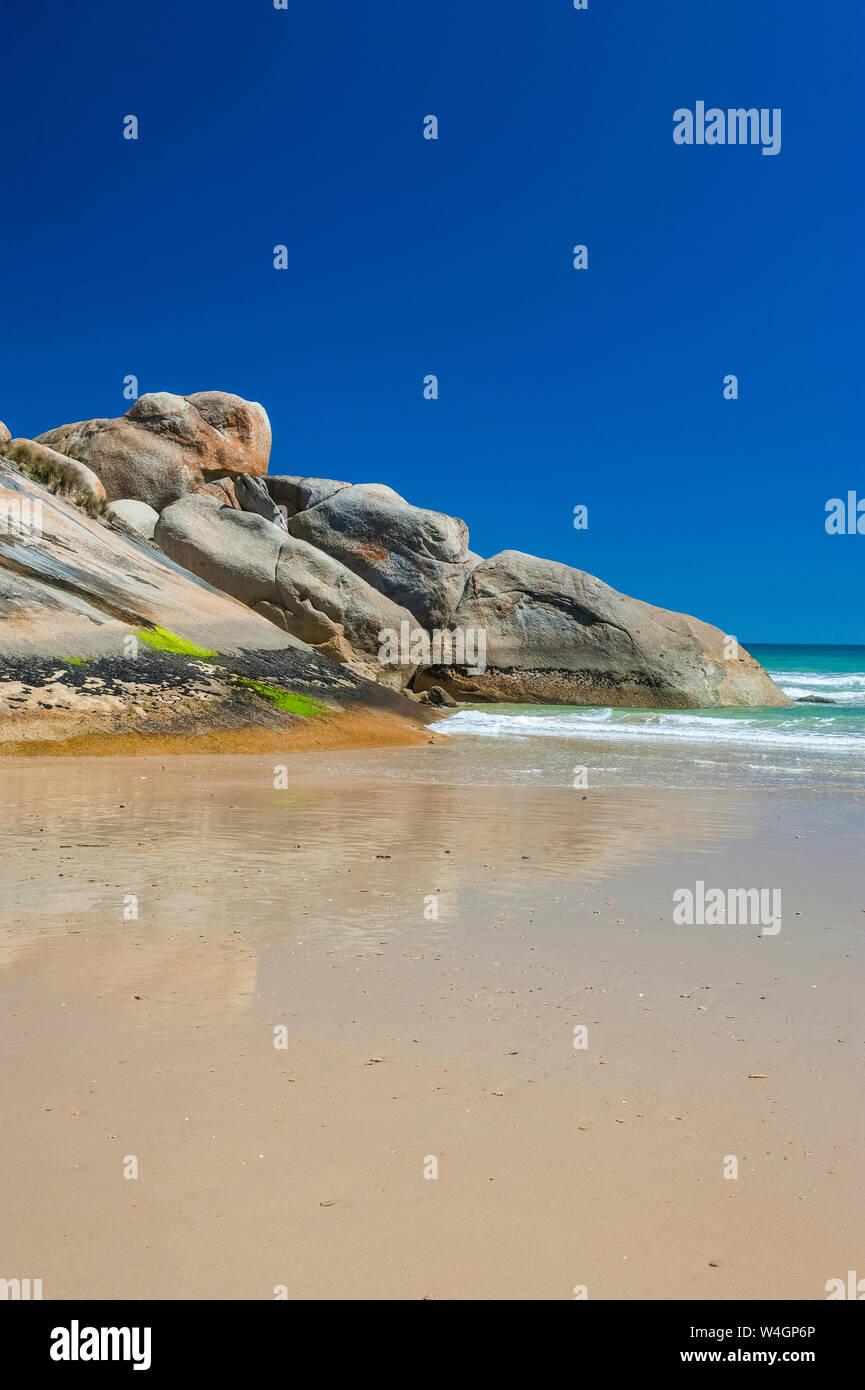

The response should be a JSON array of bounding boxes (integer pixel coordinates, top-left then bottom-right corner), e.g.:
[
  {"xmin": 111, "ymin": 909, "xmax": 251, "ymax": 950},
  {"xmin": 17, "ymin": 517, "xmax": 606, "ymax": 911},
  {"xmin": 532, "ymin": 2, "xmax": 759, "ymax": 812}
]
[{"xmin": 1, "ymin": 745, "xmax": 861, "ymax": 1300}]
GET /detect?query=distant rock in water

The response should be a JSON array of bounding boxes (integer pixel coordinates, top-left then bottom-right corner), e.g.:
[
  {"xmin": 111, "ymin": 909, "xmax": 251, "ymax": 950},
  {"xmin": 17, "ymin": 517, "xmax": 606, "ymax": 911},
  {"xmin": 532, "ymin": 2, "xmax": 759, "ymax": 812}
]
[{"xmin": 796, "ymin": 695, "xmax": 837, "ymax": 704}]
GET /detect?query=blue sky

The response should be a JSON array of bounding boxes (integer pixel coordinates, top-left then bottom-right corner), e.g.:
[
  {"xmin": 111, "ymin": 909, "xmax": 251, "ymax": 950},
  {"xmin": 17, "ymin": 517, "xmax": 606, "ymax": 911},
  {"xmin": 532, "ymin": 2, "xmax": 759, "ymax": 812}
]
[{"xmin": 1, "ymin": 0, "xmax": 862, "ymax": 642}]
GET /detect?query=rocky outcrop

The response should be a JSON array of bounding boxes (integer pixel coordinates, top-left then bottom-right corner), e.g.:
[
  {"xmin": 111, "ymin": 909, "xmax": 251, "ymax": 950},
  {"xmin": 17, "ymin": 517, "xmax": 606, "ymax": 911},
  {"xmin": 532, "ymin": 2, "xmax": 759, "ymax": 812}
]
[
  {"xmin": 0, "ymin": 458, "xmax": 437, "ymax": 754},
  {"xmin": 415, "ymin": 685, "xmax": 458, "ymax": 708},
  {"xmin": 0, "ymin": 460, "xmax": 299, "ymax": 662},
  {"xmin": 0, "ymin": 421, "xmax": 10, "ymax": 446},
  {"xmin": 412, "ymin": 550, "xmax": 789, "ymax": 708},
  {"xmin": 272, "ymin": 538, "xmax": 418, "ymax": 686},
  {"xmin": 153, "ymin": 495, "xmax": 286, "ymax": 610},
  {"xmin": 108, "ymin": 499, "xmax": 160, "ymax": 540},
  {"xmin": 3, "ymin": 391, "xmax": 790, "ymax": 711},
  {"xmin": 153, "ymin": 468, "xmax": 789, "ymax": 708},
  {"xmin": 35, "ymin": 391, "xmax": 270, "ymax": 511},
  {"xmin": 153, "ymin": 493, "xmax": 418, "ymax": 687},
  {"xmin": 288, "ymin": 482, "xmax": 473, "ymax": 628}
]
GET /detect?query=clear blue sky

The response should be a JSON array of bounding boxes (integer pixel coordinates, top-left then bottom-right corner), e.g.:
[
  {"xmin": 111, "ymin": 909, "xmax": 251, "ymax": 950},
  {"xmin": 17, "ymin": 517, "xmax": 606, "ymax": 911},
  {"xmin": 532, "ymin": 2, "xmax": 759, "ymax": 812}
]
[{"xmin": 1, "ymin": 0, "xmax": 862, "ymax": 642}]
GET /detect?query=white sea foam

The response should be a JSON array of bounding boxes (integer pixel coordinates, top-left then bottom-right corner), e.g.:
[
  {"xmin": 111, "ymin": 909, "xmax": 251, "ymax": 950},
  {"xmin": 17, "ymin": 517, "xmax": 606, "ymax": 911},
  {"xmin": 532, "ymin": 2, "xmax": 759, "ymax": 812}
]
[
  {"xmin": 771, "ymin": 669, "xmax": 865, "ymax": 705},
  {"xmin": 747, "ymin": 764, "xmax": 809, "ymax": 773},
  {"xmin": 439, "ymin": 707, "xmax": 865, "ymax": 753},
  {"xmin": 771, "ymin": 671, "xmax": 865, "ymax": 688}
]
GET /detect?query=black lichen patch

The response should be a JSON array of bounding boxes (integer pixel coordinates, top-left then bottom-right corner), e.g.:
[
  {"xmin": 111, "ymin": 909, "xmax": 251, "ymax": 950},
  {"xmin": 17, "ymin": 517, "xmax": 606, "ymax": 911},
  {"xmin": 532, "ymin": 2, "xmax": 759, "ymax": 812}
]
[
  {"xmin": 221, "ymin": 645, "xmax": 360, "ymax": 693},
  {"xmin": 0, "ymin": 650, "xmax": 217, "ymax": 697}
]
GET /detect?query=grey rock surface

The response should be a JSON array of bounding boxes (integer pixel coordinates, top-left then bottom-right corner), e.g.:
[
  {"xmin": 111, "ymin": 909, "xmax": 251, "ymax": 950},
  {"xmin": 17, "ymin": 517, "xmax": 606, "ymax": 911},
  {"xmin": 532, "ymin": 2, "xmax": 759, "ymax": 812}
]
[{"xmin": 288, "ymin": 482, "xmax": 473, "ymax": 628}]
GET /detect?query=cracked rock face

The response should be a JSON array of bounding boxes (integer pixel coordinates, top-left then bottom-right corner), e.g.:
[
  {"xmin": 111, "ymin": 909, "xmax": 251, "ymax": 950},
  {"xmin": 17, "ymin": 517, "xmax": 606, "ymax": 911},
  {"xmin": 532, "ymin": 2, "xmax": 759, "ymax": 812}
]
[
  {"xmin": 233, "ymin": 475, "xmax": 288, "ymax": 531},
  {"xmin": 287, "ymin": 482, "xmax": 474, "ymax": 629},
  {"xmin": 153, "ymin": 493, "xmax": 418, "ymax": 688},
  {"xmin": 35, "ymin": 391, "xmax": 271, "ymax": 511},
  {"xmin": 264, "ymin": 476, "xmax": 350, "ymax": 514},
  {"xmin": 0, "ymin": 458, "xmax": 436, "ymax": 750},
  {"xmin": 153, "ymin": 494, "xmax": 285, "ymax": 610}
]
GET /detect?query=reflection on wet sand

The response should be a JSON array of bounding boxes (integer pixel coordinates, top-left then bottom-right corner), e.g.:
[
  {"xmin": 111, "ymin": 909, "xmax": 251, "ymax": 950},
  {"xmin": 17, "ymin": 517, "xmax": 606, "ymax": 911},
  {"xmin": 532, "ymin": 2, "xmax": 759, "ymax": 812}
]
[
  {"xmin": 0, "ymin": 752, "xmax": 860, "ymax": 1300},
  {"xmin": 0, "ymin": 753, "xmax": 752, "ymax": 969}
]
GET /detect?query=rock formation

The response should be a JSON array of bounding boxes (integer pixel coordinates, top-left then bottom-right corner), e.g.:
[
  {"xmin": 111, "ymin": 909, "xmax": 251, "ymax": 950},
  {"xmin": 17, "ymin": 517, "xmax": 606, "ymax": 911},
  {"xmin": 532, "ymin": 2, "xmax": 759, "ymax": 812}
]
[
  {"xmin": 412, "ymin": 550, "xmax": 786, "ymax": 708},
  {"xmin": 287, "ymin": 482, "xmax": 475, "ymax": 629},
  {"xmin": 153, "ymin": 493, "xmax": 418, "ymax": 687},
  {"xmin": 35, "ymin": 391, "xmax": 270, "ymax": 511},
  {"xmin": 0, "ymin": 456, "xmax": 437, "ymax": 754},
  {"xmin": 2, "ymin": 389, "xmax": 792, "ymax": 711},
  {"xmin": 265, "ymin": 475, "xmax": 351, "ymax": 514}
]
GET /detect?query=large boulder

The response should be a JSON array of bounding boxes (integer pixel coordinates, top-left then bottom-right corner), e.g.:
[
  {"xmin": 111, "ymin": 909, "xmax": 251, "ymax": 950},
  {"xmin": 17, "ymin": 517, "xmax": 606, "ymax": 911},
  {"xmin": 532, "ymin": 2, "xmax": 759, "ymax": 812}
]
[
  {"xmin": 154, "ymin": 493, "xmax": 418, "ymax": 687},
  {"xmin": 288, "ymin": 482, "xmax": 473, "ymax": 628},
  {"xmin": 108, "ymin": 498, "xmax": 160, "ymax": 540},
  {"xmin": 36, "ymin": 391, "xmax": 270, "ymax": 511},
  {"xmin": 153, "ymin": 494, "xmax": 284, "ymax": 609},
  {"xmin": 412, "ymin": 550, "xmax": 791, "ymax": 709},
  {"xmin": 0, "ymin": 421, "xmax": 10, "ymax": 446}
]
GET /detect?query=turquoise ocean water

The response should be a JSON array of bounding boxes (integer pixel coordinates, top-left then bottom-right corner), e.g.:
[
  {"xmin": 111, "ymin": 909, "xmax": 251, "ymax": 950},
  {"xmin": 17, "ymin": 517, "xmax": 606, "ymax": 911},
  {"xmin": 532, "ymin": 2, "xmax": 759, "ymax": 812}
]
[{"xmin": 435, "ymin": 645, "xmax": 865, "ymax": 790}]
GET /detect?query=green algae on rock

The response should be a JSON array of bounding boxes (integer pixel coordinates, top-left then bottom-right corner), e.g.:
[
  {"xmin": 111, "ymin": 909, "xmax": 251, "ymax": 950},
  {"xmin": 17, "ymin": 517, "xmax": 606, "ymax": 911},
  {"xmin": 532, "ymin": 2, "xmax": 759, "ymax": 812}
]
[
  {"xmin": 135, "ymin": 627, "xmax": 219, "ymax": 660},
  {"xmin": 233, "ymin": 677, "xmax": 328, "ymax": 718}
]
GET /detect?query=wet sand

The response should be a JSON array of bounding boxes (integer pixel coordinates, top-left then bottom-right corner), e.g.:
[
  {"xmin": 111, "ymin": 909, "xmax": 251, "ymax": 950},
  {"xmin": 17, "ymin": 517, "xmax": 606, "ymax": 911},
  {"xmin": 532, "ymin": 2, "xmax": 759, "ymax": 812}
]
[{"xmin": 0, "ymin": 748, "xmax": 861, "ymax": 1299}]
